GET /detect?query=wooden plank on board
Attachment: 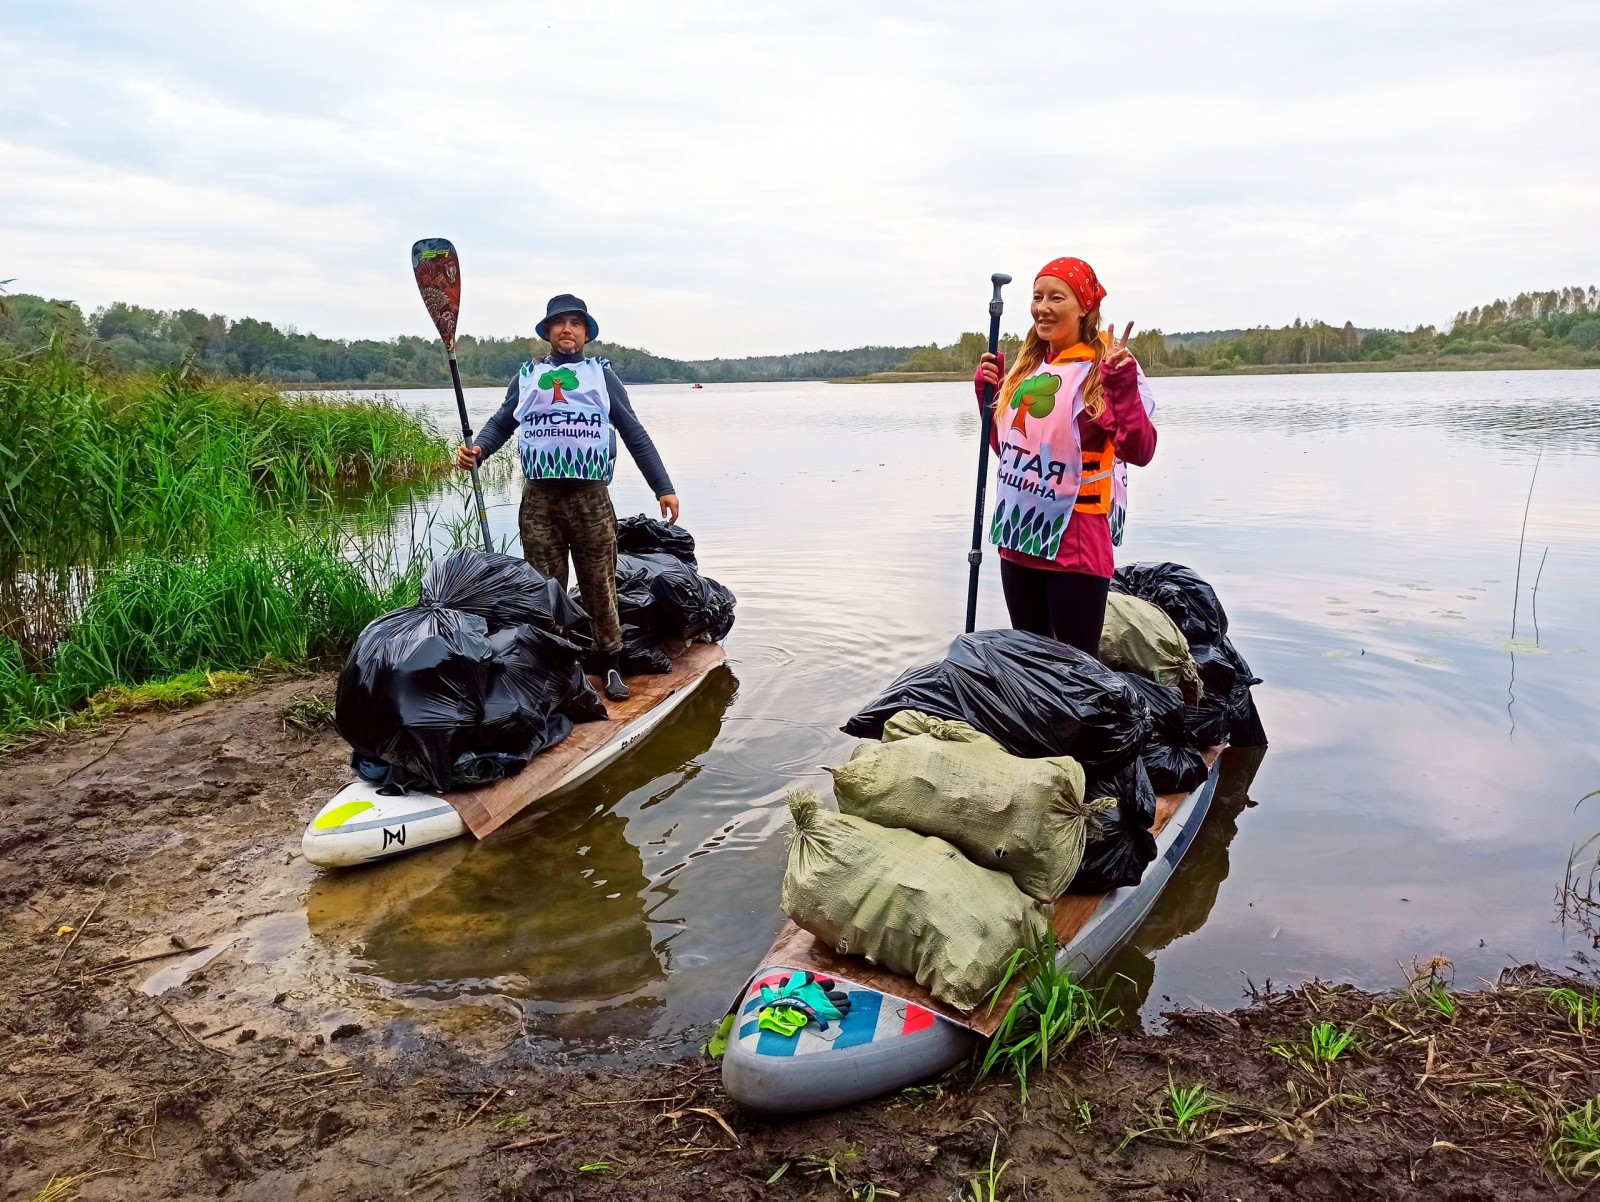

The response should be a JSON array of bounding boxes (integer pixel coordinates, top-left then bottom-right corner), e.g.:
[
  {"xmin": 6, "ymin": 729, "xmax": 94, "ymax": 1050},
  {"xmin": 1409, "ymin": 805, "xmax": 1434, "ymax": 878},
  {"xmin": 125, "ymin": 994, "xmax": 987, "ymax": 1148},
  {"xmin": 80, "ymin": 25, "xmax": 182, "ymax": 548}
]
[{"xmin": 446, "ymin": 642, "xmax": 726, "ymax": 839}]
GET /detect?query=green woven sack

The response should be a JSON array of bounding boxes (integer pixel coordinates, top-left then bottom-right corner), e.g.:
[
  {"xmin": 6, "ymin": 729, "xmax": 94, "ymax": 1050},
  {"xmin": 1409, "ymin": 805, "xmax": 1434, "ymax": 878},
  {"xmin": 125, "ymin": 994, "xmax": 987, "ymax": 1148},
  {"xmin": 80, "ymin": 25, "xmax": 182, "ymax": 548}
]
[
  {"xmin": 781, "ymin": 791, "xmax": 1049, "ymax": 1012},
  {"xmin": 829, "ymin": 710, "xmax": 1094, "ymax": 901},
  {"xmin": 1100, "ymin": 591, "xmax": 1202, "ymax": 698}
]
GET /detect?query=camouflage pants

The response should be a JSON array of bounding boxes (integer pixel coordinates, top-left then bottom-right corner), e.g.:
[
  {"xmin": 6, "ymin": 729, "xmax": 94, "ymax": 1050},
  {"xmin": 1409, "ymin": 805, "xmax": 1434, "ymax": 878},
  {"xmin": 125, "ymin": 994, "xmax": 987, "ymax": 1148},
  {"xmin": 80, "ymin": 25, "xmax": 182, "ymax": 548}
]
[{"xmin": 518, "ymin": 480, "xmax": 622, "ymax": 656}]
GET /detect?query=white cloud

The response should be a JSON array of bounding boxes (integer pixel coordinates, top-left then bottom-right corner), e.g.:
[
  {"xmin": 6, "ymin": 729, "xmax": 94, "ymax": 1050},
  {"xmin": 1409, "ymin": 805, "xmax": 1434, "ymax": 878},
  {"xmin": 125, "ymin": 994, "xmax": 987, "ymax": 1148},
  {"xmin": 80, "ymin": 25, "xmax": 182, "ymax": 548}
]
[{"xmin": 2, "ymin": 0, "xmax": 1598, "ymax": 356}]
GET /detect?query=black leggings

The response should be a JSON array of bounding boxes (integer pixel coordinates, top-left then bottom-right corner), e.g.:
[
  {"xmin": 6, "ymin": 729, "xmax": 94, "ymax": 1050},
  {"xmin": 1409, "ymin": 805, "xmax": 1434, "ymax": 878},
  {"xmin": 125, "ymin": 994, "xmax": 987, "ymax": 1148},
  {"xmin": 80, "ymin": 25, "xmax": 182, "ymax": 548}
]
[{"xmin": 999, "ymin": 560, "xmax": 1110, "ymax": 657}]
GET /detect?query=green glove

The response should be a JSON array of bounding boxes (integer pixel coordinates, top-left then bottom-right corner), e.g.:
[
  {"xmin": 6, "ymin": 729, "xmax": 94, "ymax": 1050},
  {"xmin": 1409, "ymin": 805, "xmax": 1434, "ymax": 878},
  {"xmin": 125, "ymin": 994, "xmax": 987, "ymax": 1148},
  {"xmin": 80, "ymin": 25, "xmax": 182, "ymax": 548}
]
[
  {"xmin": 758, "ymin": 973, "xmax": 851, "ymax": 1030},
  {"xmin": 757, "ymin": 1005, "xmax": 808, "ymax": 1036}
]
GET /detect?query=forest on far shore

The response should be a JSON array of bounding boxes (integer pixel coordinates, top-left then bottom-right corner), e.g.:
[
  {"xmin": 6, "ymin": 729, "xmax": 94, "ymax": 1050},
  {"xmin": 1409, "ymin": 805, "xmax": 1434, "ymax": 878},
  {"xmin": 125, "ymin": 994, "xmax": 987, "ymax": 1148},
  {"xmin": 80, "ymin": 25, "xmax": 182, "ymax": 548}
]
[{"xmin": 2, "ymin": 284, "xmax": 1596, "ymax": 385}]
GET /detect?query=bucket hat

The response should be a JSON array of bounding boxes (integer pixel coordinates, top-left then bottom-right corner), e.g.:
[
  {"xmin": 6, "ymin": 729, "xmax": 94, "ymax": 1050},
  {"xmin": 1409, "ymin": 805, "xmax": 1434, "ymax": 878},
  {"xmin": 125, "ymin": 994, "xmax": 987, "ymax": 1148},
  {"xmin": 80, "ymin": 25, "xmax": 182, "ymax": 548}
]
[{"xmin": 536, "ymin": 294, "xmax": 599, "ymax": 342}]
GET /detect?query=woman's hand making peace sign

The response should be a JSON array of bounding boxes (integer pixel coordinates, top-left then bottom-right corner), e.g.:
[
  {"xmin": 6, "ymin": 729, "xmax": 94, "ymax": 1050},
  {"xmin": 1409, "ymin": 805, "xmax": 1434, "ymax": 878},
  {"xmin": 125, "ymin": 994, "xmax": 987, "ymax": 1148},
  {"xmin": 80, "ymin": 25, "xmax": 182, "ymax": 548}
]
[{"xmin": 1103, "ymin": 320, "xmax": 1137, "ymax": 370}]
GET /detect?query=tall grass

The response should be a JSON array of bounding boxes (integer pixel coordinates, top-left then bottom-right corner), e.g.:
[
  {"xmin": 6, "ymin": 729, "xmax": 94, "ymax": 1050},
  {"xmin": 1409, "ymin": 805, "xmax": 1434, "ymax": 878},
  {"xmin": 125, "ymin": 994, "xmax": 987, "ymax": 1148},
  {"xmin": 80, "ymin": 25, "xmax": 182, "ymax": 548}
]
[
  {"xmin": 0, "ymin": 347, "xmax": 456, "ymax": 739},
  {"xmin": 0, "ymin": 349, "xmax": 450, "ymax": 566},
  {"xmin": 1, "ymin": 530, "xmax": 426, "ymax": 736}
]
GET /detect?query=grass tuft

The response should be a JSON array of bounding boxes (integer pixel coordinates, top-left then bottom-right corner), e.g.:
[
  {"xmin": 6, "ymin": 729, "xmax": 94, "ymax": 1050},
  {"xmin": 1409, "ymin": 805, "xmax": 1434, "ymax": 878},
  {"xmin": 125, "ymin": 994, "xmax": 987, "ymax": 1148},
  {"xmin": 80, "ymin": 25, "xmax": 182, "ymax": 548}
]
[
  {"xmin": 1116, "ymin": 1076, "xmax": 1228, "ymax": 1151},
  {"xmin": 978, "ymin": 937, "xmax": 1119, "ymax": 1103},
  {"xmin": 1550, "ymin": 1097, "xmax": 1600, "ymax": 1184},
  {"xmin": 961, "ymin": 1135, "xmax": 1010, "ymax": 1202},
  {"xmin": 1536, "ymin": 987, "xmax": 1600, "ymax": 1035},
  {"xmin": 1272, "ymin": 1019, "xmax": 1359, "ymax": 1069}
]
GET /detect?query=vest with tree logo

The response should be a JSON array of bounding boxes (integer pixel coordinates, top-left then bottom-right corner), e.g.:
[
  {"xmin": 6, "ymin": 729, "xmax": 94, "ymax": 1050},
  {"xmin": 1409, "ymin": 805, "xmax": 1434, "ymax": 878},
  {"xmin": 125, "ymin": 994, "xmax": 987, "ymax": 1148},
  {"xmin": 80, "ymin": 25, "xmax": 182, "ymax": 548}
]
[
  {"xmin": 514, "ymin": 357, "xmax": 615, "ymax": 483},
  {"xmin": 989, "ymin": 351, "xmax": 1094, "ymax": 562}
]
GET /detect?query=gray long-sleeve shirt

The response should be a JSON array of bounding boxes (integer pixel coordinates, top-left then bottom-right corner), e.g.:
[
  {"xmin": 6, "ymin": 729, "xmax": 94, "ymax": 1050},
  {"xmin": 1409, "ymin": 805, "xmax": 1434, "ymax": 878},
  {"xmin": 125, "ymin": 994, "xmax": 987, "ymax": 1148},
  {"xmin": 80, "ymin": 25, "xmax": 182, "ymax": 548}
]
[{"xmin": 472, "ymin": 351, "xmax": 675, "ymax": 498}]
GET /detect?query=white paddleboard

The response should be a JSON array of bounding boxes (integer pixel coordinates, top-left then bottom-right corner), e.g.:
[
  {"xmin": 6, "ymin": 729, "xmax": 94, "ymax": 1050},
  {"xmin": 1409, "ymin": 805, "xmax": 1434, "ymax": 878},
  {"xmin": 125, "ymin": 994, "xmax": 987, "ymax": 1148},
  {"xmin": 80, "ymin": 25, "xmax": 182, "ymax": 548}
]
[{"xmin": 301, "ymin": 781, "xmax": 466, "ymax": 868}]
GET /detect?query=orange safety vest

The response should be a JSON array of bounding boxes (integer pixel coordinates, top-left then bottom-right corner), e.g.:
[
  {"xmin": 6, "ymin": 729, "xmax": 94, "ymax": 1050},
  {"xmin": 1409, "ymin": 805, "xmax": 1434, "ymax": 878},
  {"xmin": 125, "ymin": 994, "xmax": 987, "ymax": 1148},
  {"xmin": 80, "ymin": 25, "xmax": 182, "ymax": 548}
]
[{"xmin": 1074, "ymin": 441, "xmax": 1115, "ymax": 515}]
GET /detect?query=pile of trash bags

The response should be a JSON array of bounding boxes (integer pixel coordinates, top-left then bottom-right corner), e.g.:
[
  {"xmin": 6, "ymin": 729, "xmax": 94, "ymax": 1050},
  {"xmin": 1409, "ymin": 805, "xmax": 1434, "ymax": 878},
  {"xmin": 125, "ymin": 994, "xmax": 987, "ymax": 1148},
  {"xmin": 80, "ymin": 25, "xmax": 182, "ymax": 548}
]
[
  {"xmin": 781, "ymin": 562, "xmax": 1263, "ymax": 1011},
  {"xmin": 335, "ymin": 549, "xmax": 607, "ymax": 792},
  {"xmin": 334, "ymin": 520, "xmax": 735, "ymax": 793},
  {"xmin": 573, "ymin": 516, "xmax": 736, "ymax": 675},
  {"xmin": 1111, "ymin": 562, "xmax": 1266, "ymax": 753}
]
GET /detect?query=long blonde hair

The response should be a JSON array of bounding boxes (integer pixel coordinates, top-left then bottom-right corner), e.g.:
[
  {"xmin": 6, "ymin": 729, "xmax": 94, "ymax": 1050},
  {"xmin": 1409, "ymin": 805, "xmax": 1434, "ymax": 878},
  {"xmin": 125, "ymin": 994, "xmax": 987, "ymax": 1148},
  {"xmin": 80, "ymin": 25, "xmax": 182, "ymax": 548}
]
[{"xmin": 999, "ymin": 307, "xmax": 1105, "ymax": 420}]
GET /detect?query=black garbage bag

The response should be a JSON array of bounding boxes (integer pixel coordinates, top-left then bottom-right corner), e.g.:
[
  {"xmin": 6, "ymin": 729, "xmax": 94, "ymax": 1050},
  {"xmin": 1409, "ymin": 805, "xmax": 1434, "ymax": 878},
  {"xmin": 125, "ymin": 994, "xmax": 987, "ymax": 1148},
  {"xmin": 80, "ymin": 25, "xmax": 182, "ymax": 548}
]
[
  {"xmin": 1120, "ymin": 673, "xmax": 1210, "ymax": 794},
  {"xmin": 1186, "ymin": 636, "xmax": 1266, "ymax": 749},
  {"xmin": 335, "ymin": 605, "xmax": 496, "ymax": 792},
  {"xmin": 568, "ymin": 534, "xmax": 736, "ymax": 667},
  {"xmin": 1069, "ymin": 758, "xmax": 1159, "ymax": 893},
  {"xmin": 616, "ymin": 514, "xmax": 697, "ymax": 564},
  {"xmin": 1112, "ymin": 562, "xmax": 1228, "ymax": 646},
  {"xmin": 1120, "ymin": 673, "xmax": 1184, "ymax": 743},
  {"xmin": 479, "ymin": 624, "xmax": 607, "ymax": 757},
  {"xmin": 1144, "ymin": 739, "xmax": 1210, "ymax": 794},
  {"xmin": 421, "ymin": 548, "xmax": 586, "ymax": 634},
  {"xmin": 623, "ymin": 552, "xmax": 737, "ymax": 642},
  {"xmin": 335, "ymin": 609, "xmax": 609, "ymax": 794},
  {"xmin": 1230, "ymin": 689, "xmax": 1269, "ymax": 748},
  {"xmin": 622, "ymin": 630, "xmax": 673, "ymax": 675},
  {"xmin": 843, "ymin": 629, "xmax": 1153, "ymax": 773},
  {"xmin": 1190, "ymin": 641, "xmax": 1238, "ymax": 699}
]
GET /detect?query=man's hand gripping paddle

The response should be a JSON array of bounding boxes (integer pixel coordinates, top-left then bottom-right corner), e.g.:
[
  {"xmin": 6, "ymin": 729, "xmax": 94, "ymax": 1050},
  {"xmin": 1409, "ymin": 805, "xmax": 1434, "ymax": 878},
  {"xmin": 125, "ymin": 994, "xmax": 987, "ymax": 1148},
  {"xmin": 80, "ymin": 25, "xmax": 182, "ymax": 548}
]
[
  {"xmin": 411, "ymin": 238, "xmax": 494, "ymax": 552},
  {"xmin": 965, "ymin": 273, "xmax": 1011, "ymax": 634}
]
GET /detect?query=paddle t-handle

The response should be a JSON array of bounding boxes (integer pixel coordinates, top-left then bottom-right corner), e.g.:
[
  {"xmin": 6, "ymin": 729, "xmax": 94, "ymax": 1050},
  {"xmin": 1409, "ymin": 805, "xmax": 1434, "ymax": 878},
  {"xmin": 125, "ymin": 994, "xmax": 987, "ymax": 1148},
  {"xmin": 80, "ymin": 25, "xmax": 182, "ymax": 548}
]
[
  {"xmin": 964, "ymin": 273, "xmax": 1012, "ymax": 634},
  {"xmin": 411, "ymin": 237, "xmax": 494, "ymax": 553}
]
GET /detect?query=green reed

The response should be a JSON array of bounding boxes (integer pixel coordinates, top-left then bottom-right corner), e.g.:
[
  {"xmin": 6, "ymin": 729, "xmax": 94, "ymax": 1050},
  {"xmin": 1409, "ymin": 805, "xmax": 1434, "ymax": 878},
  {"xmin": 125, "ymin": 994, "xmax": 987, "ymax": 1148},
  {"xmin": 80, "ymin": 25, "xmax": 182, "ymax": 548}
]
[
  {"xmin": 0, "ymin": 348, "xmax": 450, "ymax": 566},
  {"xmin": 0, "ymin": 348, "xmax": 460, "ymax": 738},
  {"xmin": 1, "ymin": 527, "xmax": 429, "ymax": 736}
]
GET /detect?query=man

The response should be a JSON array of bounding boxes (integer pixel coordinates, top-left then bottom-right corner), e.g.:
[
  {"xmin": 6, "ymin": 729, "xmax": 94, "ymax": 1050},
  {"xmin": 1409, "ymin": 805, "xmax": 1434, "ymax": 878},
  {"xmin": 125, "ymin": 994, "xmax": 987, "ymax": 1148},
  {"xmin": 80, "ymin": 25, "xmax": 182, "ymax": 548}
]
[{"xmin": 456, "ymin": 294, "xmax": 680, "ymax": 704}]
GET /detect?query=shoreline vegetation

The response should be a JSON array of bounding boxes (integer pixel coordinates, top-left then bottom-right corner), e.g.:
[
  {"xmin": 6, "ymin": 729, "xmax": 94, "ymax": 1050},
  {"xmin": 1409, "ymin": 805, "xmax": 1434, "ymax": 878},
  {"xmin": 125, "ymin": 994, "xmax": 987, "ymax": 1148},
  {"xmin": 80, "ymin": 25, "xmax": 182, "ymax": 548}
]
[
  {"xmin": 4, "ymin": 285, "xmax": 1597, "ymax": 388},
  {"xmin": 0, "ymin": 349, "xmax": 454, "ymax": 743}
]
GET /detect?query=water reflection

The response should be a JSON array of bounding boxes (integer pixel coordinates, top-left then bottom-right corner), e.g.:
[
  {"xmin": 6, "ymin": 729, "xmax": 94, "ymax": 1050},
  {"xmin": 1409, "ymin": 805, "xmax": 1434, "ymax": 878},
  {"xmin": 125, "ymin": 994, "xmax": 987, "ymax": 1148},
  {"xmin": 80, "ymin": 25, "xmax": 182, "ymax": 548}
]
[
  {"xmin": 1157, "ymin": 371, "xmax": 1600, "ymax": 450},
  {"xmin": 1103, "ymin": 747, "xmax": 1269, "ymax": 1020},
  {"xmin": 303, "ymin": 368, "xmax": 1600, "ymax": 1045},
  {"xmin": 305, "ymin": 668, "xmax": 737, "ymax": 1023}
]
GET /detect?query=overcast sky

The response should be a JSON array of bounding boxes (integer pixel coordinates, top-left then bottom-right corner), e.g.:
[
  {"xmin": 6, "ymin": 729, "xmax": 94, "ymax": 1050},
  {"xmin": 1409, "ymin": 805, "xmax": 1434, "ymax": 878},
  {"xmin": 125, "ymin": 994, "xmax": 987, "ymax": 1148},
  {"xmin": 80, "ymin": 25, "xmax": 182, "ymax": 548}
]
[{"xmin": 4, "ymin": 1, "xmax": 1598, "ymax": 358}]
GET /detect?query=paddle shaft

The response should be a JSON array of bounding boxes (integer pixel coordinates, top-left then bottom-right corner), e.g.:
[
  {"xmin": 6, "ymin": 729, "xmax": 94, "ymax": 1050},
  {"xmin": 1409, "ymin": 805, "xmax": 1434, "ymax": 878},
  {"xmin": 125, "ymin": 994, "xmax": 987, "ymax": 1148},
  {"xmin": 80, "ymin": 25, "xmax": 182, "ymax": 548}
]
[
  {"xmin": 448, "ymin": 354, "xmax": 494, "ymax": 551},
  {"xmin": 965, "ymin": 274, "xmax": 1011, "ymax": 633}
]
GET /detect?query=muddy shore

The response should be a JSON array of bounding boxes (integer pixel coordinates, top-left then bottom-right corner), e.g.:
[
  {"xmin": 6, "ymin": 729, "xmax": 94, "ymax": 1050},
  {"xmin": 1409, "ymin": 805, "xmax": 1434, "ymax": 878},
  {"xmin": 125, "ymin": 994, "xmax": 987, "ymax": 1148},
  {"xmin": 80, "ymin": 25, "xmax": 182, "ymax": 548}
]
[{"xmin": 3, "ymin": 681, "xmax": 1595, "ymax": 1200}]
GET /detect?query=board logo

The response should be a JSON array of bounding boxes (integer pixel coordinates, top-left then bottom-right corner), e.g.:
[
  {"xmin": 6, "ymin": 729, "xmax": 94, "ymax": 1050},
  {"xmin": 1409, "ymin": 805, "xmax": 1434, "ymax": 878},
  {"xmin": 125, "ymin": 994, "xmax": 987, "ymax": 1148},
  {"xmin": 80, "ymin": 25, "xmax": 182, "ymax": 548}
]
[{"xmin": 382, "ymin": 826, "xmax": 407, "ymax": 849}]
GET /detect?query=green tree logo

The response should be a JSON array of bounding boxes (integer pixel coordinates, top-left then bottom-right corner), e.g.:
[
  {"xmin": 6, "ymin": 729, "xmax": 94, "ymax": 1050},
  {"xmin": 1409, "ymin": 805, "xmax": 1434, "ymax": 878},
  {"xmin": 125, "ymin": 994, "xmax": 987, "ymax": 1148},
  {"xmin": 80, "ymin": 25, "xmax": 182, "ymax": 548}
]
[
  {"xmin": 1009, "ymin": 373, "xmax": 1060, "ymax": 433},
  {"xmin": 539, "ymin": 366, "xmax": 580, "ymax": 403}
]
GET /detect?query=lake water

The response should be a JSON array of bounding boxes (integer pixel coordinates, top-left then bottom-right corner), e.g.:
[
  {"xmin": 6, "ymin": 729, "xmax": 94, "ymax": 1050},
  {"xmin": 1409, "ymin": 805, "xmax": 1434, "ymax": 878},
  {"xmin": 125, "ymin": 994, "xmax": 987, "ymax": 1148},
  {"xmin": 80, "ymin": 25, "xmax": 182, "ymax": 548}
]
[{"xmin": 305, "ymin": 369, "xmax": 1600, "ymax": 1054}]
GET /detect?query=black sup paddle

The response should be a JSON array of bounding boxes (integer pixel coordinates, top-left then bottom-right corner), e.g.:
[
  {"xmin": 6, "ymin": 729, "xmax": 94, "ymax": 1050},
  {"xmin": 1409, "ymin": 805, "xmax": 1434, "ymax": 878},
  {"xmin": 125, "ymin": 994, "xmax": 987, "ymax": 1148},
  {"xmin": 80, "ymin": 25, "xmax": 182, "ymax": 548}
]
[
  {"xmin": 411, "ymin": 238, "xmax": 494, "ymax": 552},
  {"xmin": 964, "ymin": 273, "xmax": 1012, "ymax": 633}
]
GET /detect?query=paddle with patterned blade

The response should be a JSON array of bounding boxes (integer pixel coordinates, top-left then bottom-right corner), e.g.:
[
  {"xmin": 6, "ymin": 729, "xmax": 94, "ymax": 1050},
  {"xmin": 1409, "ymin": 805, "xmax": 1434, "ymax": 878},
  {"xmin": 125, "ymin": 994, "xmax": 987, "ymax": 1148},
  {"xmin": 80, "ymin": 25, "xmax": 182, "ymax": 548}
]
[{"xmin": 411, "ymin": 237, "xmax": 493, "ymax": 551}]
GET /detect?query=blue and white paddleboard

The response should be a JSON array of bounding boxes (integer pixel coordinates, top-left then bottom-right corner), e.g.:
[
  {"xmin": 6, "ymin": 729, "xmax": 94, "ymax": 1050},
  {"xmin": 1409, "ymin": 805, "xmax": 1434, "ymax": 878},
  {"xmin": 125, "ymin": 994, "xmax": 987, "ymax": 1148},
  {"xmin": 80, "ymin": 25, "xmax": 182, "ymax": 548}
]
[{"xmin": 721, "ymin": 759, "xmax": 1221, "ymax": 1113}]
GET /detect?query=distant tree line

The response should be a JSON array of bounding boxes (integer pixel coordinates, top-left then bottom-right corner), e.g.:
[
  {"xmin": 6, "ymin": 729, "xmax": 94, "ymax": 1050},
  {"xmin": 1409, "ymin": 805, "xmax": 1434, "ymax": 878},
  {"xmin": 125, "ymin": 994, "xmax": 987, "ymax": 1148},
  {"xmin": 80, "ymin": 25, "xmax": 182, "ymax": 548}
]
[
  {"xmin": 1129, "ymin": 285, "xmax": 1600, "ymax": 370},
  {"xmin": 897, "ymin": 286, "xmax": 1600, "ymax": 375},
  {"xmin": 3, "ymin": 284, "xmax": 1596, "ymax": 386},
  {"xmin": 0, "ymin": 292, "xmax": 924, "ymax": 385}
]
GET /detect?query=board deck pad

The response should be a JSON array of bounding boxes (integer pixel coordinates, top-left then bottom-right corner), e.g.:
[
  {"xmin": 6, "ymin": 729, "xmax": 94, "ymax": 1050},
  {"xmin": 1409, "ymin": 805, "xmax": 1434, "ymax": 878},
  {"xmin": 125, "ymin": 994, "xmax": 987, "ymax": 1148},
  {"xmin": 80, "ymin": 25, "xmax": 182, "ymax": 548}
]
[
  {"xmin": 759, "ymin": 746, "xmax": 1222, "ymax": 1038},
  {"xmin": 446, "ymin": 643, "xmax": 726, "ymax": 838}
]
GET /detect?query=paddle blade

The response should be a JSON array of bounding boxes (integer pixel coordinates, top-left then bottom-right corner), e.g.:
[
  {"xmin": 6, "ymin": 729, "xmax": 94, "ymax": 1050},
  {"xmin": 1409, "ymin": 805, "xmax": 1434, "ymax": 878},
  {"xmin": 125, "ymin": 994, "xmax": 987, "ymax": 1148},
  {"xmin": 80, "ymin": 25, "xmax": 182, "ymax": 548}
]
[{"xmin": 411, "ymin": 238, "xmax": 461, "ymax": 350}]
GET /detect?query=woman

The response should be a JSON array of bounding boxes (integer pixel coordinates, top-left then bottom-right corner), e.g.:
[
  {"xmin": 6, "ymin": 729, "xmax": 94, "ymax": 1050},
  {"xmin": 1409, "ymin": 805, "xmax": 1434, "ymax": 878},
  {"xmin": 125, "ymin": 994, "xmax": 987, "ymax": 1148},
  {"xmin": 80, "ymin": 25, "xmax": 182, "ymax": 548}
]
[{"xmin": 975, "ymin": 257, "xmax": 1156, "ymax": 656}]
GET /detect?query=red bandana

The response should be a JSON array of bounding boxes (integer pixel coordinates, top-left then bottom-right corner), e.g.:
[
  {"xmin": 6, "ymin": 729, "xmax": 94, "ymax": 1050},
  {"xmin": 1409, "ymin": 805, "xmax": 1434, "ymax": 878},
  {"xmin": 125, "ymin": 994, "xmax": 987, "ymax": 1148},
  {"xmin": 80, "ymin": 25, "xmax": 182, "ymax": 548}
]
[{"xmin": 1036, "ymin": 257, "xmax": 1105, "ymax": 313}]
